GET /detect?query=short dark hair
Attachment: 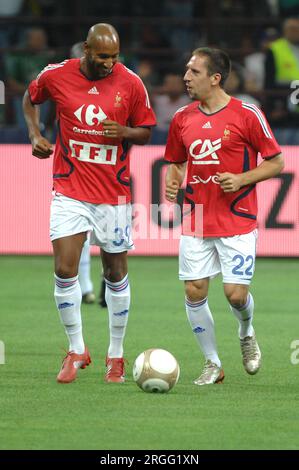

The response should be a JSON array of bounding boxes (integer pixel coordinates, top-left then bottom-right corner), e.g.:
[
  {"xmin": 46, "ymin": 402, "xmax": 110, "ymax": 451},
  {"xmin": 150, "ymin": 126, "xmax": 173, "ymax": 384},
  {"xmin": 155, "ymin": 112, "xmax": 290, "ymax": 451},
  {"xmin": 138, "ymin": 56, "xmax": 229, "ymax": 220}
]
[{"xmin": 192, "ymin": 47, "xmax": 231, "ymax": 87}]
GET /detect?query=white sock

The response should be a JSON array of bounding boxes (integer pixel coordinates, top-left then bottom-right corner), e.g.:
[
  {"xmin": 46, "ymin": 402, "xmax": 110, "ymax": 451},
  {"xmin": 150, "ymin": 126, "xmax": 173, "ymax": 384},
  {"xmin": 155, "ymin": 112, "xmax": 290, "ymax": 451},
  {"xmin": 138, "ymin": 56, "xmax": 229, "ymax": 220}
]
[
  {"xmin": 185, "ymin": 297, "xmax": 221, "ymax": 367},
  {"xmin": 105, "ymin": 274, "xmax": 130, "ymax": 358},
  {"xmin": 230, "ymin": 293, "xmax": 254, "ymax": 339},
  {"xmin": 54, "ymin": 274, "xmax": 85, "ymax": 354},
  {"xmin": 78, "ymin": 240, "xmax": 93, "ymax": 295}
]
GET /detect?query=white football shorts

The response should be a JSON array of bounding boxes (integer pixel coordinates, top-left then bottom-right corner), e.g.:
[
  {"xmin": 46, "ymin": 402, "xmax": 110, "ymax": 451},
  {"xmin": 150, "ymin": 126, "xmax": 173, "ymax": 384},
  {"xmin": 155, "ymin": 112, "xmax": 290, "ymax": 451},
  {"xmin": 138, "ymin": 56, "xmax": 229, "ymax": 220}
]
[
  {"xmin": 179, "ymin": 229, "xmax": 258, "ymax": 285},
  {"xmin": 50, "ymin": 193, "xmax": 134, "ymax": 253}
]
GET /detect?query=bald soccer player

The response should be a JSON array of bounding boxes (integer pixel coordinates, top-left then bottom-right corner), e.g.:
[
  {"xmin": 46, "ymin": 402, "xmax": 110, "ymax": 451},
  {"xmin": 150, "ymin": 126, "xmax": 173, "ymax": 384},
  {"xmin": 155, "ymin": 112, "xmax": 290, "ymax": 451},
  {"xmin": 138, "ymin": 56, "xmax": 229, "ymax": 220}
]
[{"xmin": 23, "ymin": 24, "xmax": 156, "ymax": 384}]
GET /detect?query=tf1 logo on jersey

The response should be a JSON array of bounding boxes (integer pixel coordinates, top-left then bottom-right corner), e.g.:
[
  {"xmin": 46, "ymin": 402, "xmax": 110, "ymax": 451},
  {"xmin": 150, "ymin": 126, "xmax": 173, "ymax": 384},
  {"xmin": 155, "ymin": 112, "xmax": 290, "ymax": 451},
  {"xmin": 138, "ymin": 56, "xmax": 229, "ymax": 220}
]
[
  {"xmin": 189, "ymin": 138, "xmax": 221, "ymax": 164},
  {"xmin": 69, "ymin": 139, "xmax": 117, "ymax": 165}
]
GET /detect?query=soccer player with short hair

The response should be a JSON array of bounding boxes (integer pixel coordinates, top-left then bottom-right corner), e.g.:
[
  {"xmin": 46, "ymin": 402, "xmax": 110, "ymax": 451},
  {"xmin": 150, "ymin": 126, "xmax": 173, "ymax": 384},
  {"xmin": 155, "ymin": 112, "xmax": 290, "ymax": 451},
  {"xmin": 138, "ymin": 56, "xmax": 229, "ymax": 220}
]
[
  {"xmin": 23, "ymin": 23, "xmax": 156, "ymax": 384},
  {"xmin": 164, "ymin": 47, "xmax": 284, "ymax": 385}
]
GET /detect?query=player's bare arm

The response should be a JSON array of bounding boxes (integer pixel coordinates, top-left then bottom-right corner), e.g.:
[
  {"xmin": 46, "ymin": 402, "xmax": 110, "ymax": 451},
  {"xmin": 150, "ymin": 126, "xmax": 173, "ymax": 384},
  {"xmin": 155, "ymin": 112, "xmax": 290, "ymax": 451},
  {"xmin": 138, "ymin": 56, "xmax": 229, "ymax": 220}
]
[
  {"xmin": 165, "ymin": 162, "xmax": 187, "ymax": 202},
  {"xmin": 217, "ymin": 153, "xmax": 284, "ymax": 193},
  {"xmin": 23, "ymin": 90, "xmax": 53, "ymax": 159},
  {"xmin": 102, "ymin": 120, "xmax": 151, "ymax": 144}
]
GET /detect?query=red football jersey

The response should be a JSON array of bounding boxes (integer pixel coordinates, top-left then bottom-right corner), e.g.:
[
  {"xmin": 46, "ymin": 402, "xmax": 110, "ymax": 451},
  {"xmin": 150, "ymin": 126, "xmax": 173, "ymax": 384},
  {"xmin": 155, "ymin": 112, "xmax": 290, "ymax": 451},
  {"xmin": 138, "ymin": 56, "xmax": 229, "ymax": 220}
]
[
  {"xmin": 164, "ymin": 97, "xmax": 281, "ymax": 237},
  {"xmin": 28, "ymin": 59, "xmax": 156, "ymax": 204}
]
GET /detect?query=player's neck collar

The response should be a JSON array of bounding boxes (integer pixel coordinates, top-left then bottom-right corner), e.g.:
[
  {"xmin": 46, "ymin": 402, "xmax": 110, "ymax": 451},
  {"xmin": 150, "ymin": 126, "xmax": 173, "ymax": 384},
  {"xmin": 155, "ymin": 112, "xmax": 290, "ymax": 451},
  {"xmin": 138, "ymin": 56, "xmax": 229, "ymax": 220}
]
[{"xmin": 198, "ymin": 97, "xmax": 231, "ymax": 116}]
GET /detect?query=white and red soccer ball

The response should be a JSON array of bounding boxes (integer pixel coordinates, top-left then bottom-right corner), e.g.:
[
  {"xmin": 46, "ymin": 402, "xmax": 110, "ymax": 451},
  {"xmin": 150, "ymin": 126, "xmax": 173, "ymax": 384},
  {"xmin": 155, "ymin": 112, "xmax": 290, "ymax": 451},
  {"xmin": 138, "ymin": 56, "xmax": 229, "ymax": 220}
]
[{"xmin": 133, "ymin": 348, "xmax": 180, "ymax": 393}]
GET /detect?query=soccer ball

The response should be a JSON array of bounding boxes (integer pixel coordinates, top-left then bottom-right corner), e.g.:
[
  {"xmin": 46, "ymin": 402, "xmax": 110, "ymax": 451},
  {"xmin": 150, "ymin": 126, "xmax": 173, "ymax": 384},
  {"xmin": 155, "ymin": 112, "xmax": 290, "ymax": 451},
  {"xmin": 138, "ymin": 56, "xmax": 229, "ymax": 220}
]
[{"xmin": 133, "ymin": 348, "xmax": 180, "ymax": 393}]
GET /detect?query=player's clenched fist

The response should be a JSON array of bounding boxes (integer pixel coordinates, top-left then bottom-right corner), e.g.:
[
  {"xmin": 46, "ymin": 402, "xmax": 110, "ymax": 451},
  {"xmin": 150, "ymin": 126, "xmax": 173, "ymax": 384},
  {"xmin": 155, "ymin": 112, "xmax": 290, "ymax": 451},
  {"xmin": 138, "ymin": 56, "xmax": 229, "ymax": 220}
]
[
  {"xmin": 31, "ymin": 136, "xmax": 53, "ymax": 159},
  {"xmin": 102, "ymin": 119, "xmax": 126, "ymax": 139},
  {"xmin": 165, "ymin": 180, "xmax": 180, "ymax": 202},
  {"xmin": 216, "ymin": 172, "xmax": 243, "ymax": 193}
]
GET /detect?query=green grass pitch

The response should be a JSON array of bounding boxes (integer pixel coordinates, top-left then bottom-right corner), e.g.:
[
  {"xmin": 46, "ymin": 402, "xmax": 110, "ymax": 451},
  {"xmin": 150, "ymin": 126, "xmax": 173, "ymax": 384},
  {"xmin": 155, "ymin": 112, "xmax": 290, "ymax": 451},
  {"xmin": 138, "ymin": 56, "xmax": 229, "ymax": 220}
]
[{"xmin": 0, "ymin": 256, "xmax": 298, "ymax": 450}]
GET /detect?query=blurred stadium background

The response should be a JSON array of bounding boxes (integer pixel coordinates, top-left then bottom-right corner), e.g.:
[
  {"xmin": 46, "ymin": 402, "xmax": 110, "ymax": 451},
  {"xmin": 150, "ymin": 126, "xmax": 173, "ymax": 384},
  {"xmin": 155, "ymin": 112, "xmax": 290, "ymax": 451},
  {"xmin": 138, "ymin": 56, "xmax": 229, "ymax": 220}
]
[
  {"xmin": 0, "ymin": 0, "xmax": 298, "ymax": 451},
  {"xmin": 1, "ymin": 0, "xmax": 299, "ymax": 146}
]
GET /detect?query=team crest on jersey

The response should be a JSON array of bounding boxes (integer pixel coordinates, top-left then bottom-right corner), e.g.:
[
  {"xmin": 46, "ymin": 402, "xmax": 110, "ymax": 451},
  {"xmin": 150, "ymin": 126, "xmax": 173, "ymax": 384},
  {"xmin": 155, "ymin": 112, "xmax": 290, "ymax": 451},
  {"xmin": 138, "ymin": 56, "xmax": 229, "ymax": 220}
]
[
  {"xmin": 114, "ymin": 92, "xmax": 122, "ymax": 107},
  {"xmin": 189, "ymin": 138, "xmax": 221, "ymax": 165},
  {"xmin": 223, "ymin": 126, "xmax": 230, "ymax": 140},
  {"xmin": 74, "ymin": 104, "xmax": 107, "ymax": 126}
]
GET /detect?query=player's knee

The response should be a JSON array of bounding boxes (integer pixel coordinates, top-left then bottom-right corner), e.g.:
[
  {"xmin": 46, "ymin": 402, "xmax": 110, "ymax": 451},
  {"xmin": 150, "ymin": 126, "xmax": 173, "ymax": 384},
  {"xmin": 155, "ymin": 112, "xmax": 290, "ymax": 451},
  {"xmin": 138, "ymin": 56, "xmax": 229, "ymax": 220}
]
[
  {"xmin": 226, "ymin": 291, "xmax": 248, "ymax": 308},
  {"xmin": 104, "ymin": 267, "xmax": 127, "ymax": 283},
  {"xmin": 224, "ymin": 283, "xmax": 249, "ymax": 308},
  {"xmin": 55, "ymin": 262, "xmax": 78, "ymax": 279},
  {"xmin": 185, "ymin": 281, "xmax": 207, "ymax": 302}
]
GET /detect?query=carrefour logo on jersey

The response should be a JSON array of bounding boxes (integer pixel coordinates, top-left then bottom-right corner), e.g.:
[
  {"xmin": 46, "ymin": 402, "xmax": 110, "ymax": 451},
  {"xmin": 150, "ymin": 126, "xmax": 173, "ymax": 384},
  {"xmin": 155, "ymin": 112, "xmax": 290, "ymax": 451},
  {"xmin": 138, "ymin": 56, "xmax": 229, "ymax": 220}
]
[
  {"xmin": 189, "ymin": 138, "xmax": 221, "ymax": 164},
  {"xmin": 74, "ymin": 104, "xmax": 107, "ymax": 126},
  {"xmin": 69, "ymin": 140, "xmax": 117, "ymax": 165}
]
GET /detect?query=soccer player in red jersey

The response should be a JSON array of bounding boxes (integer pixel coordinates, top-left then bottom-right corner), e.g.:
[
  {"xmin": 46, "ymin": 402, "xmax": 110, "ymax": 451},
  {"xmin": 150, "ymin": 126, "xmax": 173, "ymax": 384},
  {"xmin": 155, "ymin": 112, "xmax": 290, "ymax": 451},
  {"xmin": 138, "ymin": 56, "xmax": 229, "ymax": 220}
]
[
  {"xmin": 164, "ymin": 48, "xmax": 284, "ymax": 385},
  {"xmin": 23, "ymin": 24, "xmax": 156, "ymax": 384}
]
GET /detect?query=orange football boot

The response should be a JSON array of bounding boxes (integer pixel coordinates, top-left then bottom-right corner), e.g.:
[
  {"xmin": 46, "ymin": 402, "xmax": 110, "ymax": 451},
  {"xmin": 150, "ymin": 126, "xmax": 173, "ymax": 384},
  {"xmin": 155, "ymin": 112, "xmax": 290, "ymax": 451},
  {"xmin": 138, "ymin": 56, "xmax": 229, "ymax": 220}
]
[
  {"xmin": 105, "ymin": 357, "xmax": 125, "ymax": 383},
  {"xmin": 57, "ymin": 347, "xmax": 91, "ymax": 383}
]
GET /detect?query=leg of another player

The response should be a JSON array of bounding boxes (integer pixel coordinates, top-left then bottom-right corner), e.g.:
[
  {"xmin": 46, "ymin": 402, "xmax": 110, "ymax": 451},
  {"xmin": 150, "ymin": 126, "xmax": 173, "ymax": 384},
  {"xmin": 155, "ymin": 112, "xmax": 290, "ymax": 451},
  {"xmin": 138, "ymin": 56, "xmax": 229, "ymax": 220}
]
[
  {"xmin": 79, "ymin": 238, "xmax": 95, "ymax": 304},
  {"xmin": 185, "ymin": 279, "xmax": 222, "ymax": 369},
  {"xmin": 101, "ymin": 250, "xmax": 129, "ymax": 382},
  {"xmin": 224, "ymin": 283, "xmax": 261, "ymax": 374}
]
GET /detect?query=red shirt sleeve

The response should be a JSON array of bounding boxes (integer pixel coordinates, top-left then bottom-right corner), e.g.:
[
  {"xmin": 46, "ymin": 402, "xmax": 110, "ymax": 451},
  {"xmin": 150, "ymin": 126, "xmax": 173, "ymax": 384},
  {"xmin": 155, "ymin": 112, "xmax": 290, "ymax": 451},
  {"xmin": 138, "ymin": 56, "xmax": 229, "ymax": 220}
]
[
  {"xmin": 164, "ymin": 113, "xmax": 188, "ymax": 163},
  {"xmin": 28, "ymin": 66, "xmax": 52, "ymax": 104},
  {"xmin": 243, "ymin": 104, "xmax": 281, "ymax": 158},
  {"xmin": 129, "ymin": 77, "xmax": 156, "ymax": 127}
]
